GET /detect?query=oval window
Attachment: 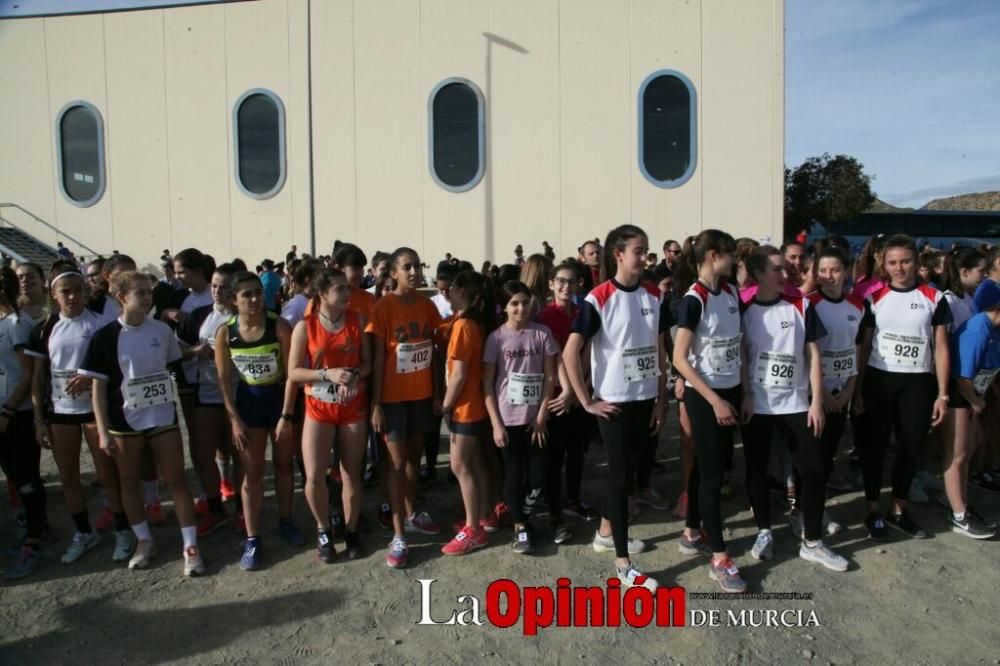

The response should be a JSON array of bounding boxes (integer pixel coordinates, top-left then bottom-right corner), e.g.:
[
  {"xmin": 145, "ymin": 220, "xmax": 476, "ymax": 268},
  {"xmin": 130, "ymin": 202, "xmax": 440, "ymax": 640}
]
[
  {"xmin": 56, "ymin": 102, "xmax": 106, "ymax": 207},
  {"xmin": 429, "ymin": 79, "xmax": 485, "ymax": 192},
  {"xmin": 639, "ymin": 71, "xmax": 697, "ymax": 187},
  {"xmin": 234, "ymin": 90, "xmax": 286, "ymax": 198}
]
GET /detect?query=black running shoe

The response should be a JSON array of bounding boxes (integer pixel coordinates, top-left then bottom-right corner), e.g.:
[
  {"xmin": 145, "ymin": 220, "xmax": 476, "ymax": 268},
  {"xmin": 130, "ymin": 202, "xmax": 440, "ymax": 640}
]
[
  {"xmin": 552, "ymin": 522, "xmax": 572, "ymax": 545},
  {"xmin": 865, "ymin": 511, "xmax": 890, "ymax": 541},
  {"xmin": 344, "ymin": 529, "xmax": 364, "ymax": 560},
  {"xmin": 512, "ymin": 525, "xmax": 532, "ymax": 554},
  {"xmin": 886, "ymin": 511, "xmax": 928, "ymax": 539},
  {"xmin": 317, "ymin": 530, "xmax": 335, "ymax": 563},
  {"xmin": 967, "ymin": 504, "xmax": 999, "ymax": 530}
]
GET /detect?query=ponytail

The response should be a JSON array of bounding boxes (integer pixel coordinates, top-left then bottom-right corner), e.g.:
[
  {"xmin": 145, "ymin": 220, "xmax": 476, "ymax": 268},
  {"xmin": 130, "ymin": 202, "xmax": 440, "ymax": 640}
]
[
  {"xmin": 939, "ymin": 246, "xmax": 985, "ymax": 295},
  {"xmin": 676, "ymin": 229, "xmax": 736, "ymax": 293},
  {"xmin": 600, "ymin": 224, "xmax": 647, "ymax": 284}
]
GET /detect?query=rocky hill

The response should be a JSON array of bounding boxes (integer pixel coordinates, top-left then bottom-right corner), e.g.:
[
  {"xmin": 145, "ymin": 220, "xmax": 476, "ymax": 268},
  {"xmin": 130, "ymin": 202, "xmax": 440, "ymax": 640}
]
[{"xmin": 921, "ymin": 191, "xmax": 1000, "ymax": 211}]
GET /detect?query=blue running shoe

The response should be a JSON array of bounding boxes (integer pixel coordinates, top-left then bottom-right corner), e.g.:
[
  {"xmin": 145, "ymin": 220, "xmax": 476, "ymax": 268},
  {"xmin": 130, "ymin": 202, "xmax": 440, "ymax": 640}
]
[{"xmin": 240, "ymin": 537, "xmax": 261, "ymax": 571}]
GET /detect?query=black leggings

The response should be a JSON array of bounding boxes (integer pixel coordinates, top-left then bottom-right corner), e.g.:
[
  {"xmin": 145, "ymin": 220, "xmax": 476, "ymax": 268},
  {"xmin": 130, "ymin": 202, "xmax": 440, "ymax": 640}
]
[
  {"xmin": 0, "ymin": 411, "xmax": 48, "ymax": 540},
  {"xmin": 743, "ymin": 411, "xmax": 826, "ymax": 542},
  {"xmin": 861, "ymin": 368, "xmax": 935, "ymax": 503},
  {"xmin": 501, "ymin": 425, "xmax": 547, "ymax": 524},
  {"xmin": 546, "ymin": 405, "xmax": 589, "ymax": 504},
  {"xmin": 597, "ymin": 399, "xmax": 654, "ymax": 558},
  {"xmin": 820, "ymin": 407, "xmax": 848, "ymax": 483},
  {"xmin": 684, "ymin": 385, "xmax": 741, "ymax": 553}
]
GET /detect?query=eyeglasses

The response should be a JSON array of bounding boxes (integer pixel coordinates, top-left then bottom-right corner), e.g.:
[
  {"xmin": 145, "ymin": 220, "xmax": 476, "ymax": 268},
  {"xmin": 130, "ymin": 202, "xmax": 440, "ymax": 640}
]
[{"xmin": 552, "ymin": 277, "xmax": 576, "ymax": 287}]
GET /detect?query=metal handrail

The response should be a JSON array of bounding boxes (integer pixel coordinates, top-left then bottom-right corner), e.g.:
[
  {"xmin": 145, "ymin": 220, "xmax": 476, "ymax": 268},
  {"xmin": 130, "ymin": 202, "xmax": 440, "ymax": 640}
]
[{"xmin": 0, "ymin": 202, "xmax": 100, "ymax": 256}]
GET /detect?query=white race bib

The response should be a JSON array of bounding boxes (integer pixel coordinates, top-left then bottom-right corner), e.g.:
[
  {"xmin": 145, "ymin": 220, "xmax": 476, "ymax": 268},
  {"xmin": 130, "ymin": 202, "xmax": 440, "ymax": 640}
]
[
  {"xmin": 232, "ymin": 352, "xmax": 281, "ymax": 384},
  {"xmin": 707, "ymin": 335, "xmax": 741, "ymax": 373},
  {"xmin": 878, "ymin": 331, "xmax": 928, "ymax": 368},
  {"xmin": 506, "ymin": 373, "xmax": 543, "ymax": 405},
  {"xmin": 973, "ymin": 368, "xmax": 1000, "ymax": 396},
  {"xmin": 754, "ymin": 351, "xmax": 800, "ymax": 388},
  {"xmin": 821, "ymin": 348, "xmax": 857, "ymax": 380},
  {"xmin": 396, "ymin": 340, "xmax": 432, "ymax": 374},
  {"xmin": 308, "ymin": 380, "xmax": 341, "ymax": 404},
  {"xmin": 124, "ymin": 371, "xmax": 175, "ymax": 409},
  {"xmin": 51, "ymin": 369, "xmax": 90, "ymax": 402},
  {"xmin": 622, "ymin": 345, "xmax": 659, "ymax": 383}
]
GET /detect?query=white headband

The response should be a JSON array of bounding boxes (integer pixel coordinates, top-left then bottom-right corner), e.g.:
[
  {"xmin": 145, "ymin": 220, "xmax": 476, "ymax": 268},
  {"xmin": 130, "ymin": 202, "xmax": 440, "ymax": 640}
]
[{"xmin": 51, "ymin": 271, "xmax": 83, "ymax": 284}]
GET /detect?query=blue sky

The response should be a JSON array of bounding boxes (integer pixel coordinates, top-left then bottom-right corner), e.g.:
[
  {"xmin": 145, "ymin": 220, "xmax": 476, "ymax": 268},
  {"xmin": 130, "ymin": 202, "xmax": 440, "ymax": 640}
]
[{"xmin": 786, "ymin": 0, "xmax": 1000, "ymax": 208}]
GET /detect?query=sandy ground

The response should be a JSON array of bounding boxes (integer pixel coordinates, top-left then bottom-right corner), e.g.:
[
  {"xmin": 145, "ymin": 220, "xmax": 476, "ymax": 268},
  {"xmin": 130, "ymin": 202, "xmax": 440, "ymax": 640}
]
[{"xmin": 2, "ymin": 408, "xmax": 999, "ymax": 666}]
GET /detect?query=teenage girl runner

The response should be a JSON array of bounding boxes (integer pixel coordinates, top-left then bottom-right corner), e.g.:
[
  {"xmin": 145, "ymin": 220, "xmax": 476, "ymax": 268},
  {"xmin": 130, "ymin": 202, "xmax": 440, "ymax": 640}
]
[
  {"xmin": 287, "ymin": 268, "xmax": 371, "ymax": 562},
  {"xmin": 83, "ymin": 271, "xmax": 204, "ymax": 575},
  {"xmin": 367, "ymin": 248, "xmax": 443, "ymax": 568},
  {"xmin": 177, "ymin": 263, "xmax": 238, "ymax": 536},
  {"xmin": 945, "ymin": 301, "xmax": 1000, "ymax": 538},
  {"xmin": 671, "ymin": 229, "xmax": 749, "ymax": 592},
  {"xmin": 537, "ymin": 262, "xmax": 598, "ymax": 522},
  {"xmin": 939, "ymin": 249, "xmax": 995, "ymax": 538},
  {"xmin": 483, "ymin": 280, "xmax": 562, "ymax": 554},
  {"xmin": 563, "ymin": 224, "xmax": 669, "ymax": 591},
  {"xmin": 803, "ymin": 245, "xmax": 863, "ymax": 535},
  {"xmin": 15, "ymin": 263, "xmax": 48, "ymax": 323},
  {"xmin": 1, "ymin": 267, "xmax": 50, "ymax": 578},
  {"xmin": 740, "ymin": 246, "xmax": 848, "ymax": 572},
  {"xmin": 439, "ymin": 271, "xmax": 497, "ymax": 555},
  {"xmin": 854, "ymin": 234, "xmax": 952, "ymax": 541},
  {"xmin": 973, "ymin": 246, "xmax": 1000, "ymax": 312},
  {"xmin": 216, "ymin": 271, "xmax": 299, "ymax": 570},
  {"xmin": 27, "ymin": 269, "xmax": 131, "ymax": 565}
]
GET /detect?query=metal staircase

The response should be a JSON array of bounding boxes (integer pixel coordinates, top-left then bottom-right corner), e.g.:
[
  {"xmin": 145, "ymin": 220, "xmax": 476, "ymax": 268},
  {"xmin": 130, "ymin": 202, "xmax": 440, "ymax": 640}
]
[{"xmin": 0, "ymin": 203, "xmax": 100, "ymax": 268}]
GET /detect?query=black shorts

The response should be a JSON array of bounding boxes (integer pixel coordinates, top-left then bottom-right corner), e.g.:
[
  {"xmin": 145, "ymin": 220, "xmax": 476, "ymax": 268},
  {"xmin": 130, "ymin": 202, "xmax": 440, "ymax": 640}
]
[
  {"xmin": 195, "ymin": 399, "xmax": 225, "ymax": 410},
  {"xmin": 382, "ymin": 398, "xmax": 434, "ymax": 441},
  {"xmin": 447, "ymin": 418, "xmax": 488, "ymax": 437},
  {"xmin": 110, "ymin": 422, "xmax": 180, "ymax": 439},
  {"xmin": 48, "ymin": 412, "xmax": 95, "ymax": 426}
]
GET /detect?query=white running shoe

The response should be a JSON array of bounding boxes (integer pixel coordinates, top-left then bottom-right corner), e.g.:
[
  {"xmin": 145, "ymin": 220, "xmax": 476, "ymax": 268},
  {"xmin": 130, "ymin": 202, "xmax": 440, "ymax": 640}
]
[
  {"xmin": 799, "ymin": 541, "xmax": 849, "ymax": 572},
  {"xmin": 183, "ymin": 545, "xmax": 206, "ymax": 577},
  {"xmin": 616, "ymin": 562, "xmax": 659, "ymax": 591},
  {"xmin": 61, "ymin": 531, "xmax": 100, "ymax": 564},
  {"xmin": 128, "ymin": 539, "xmax": 157, "ymax": 570},
  {"xmin": 112, "ymin": 530, "xmax": 137, "ymax": 563},
  {"xmin": 592, "ymin": 531, "xmax": 645, "ymax": 554},
  {"xmin": 751, "ymin": 529, "xmax": 774, "ymax": 561}
]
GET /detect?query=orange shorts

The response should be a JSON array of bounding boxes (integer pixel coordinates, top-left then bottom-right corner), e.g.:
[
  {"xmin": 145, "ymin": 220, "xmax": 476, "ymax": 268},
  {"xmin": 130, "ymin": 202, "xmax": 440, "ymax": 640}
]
[{"xmin": 305, "ymin": 390, "xmax": 367, "ymax": 426}]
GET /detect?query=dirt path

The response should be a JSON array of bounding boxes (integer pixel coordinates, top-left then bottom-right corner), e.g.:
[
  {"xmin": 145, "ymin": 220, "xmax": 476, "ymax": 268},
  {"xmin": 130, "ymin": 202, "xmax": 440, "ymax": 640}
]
[{"xmin": 2, "ymin": 412, "xmax": 999, "ymax": 665}]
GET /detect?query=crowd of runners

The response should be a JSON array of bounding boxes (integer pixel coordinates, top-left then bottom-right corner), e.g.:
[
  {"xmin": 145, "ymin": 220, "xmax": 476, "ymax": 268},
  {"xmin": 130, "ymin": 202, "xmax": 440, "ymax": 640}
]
[{"xmin": 1, "ymin": 226, "xmax": 998, "ymax": 595}]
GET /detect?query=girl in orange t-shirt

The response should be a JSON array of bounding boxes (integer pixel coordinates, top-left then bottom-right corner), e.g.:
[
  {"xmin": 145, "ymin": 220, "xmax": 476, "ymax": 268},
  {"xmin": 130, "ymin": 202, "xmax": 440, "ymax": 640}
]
[
  {"xmin": 287, "ymin": 268, "xmax": 371, "ymax": 563},
  {"xmin": 441, "ymin": 271, "xmax": 498, "ymax": 556},
  {"xmin": 365, "ymin": 247, "xmax": 443, "ymax": 569}
]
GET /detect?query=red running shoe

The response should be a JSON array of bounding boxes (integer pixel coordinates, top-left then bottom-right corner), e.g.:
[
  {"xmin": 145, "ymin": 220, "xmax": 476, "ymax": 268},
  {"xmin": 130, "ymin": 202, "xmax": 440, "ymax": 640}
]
[{"xmin": 441, "ymin": 525, "xmax": 487, "ymax": 555}]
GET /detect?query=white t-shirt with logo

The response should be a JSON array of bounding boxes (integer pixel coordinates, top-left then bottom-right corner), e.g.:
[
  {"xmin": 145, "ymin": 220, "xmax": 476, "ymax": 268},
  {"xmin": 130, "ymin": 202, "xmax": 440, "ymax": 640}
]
[
  {"xmin": 741, "ymin": 294, "xmax": 826, "ymax": 415},
  {"xmin": 807, "ymin": 291, "xmax": 866, "ymax": 393},
  {"xmin": 676, "ymin": 281, "xmax": 742, "ymax": 390},
  {"xmin": 865, "ymin": 284, "xmax": 952, "ymax": 375}
]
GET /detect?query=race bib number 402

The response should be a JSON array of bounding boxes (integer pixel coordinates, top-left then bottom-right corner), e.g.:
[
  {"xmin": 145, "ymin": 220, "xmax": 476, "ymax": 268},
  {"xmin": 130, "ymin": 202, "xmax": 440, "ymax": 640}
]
[
  {"xmin": 623, "ymin": 346, "xmax": 659, "ymax": 383},
  {"xmin": 878, "ymin": 331, "xmax": 927, "ymax": 368},
  {"xmin": 396, "ymin": 340, "xmax": 432, "ymax": 374},
  {"xmin": 308, "ymin": 380, "xmax": 341, "ymax": 404},
  {"xmin": 754, "ymin": 351, "xmax": 799, "ymax": 388}
]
